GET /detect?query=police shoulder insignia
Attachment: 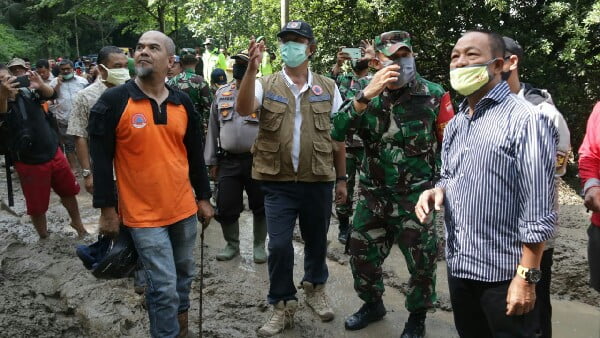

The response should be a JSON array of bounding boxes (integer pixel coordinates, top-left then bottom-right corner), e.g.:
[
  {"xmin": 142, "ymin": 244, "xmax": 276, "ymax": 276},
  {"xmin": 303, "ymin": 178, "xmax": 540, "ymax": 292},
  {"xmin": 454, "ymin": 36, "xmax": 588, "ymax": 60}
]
[{"xmin": 251, "ymin": 112, "xmax": 257, "ymax": 119}]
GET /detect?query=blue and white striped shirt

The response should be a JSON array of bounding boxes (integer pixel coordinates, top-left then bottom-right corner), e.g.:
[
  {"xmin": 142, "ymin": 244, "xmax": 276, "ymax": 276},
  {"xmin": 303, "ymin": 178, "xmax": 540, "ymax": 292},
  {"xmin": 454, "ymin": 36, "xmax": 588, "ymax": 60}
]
[{"xmin": 437, "ymin": 81, "xmax": 557, "ymax": 282}]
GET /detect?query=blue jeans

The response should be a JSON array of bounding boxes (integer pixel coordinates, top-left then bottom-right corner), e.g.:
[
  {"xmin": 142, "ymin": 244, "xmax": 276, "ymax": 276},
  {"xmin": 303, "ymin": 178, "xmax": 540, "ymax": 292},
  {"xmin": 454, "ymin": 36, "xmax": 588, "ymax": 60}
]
[
  {"xmin": 129, "ymin": 214, "xmax": 198, "ymax": 338},
  {"xmin": 261, "ymin": 181, "xmax": 333, "ymax": 304}
]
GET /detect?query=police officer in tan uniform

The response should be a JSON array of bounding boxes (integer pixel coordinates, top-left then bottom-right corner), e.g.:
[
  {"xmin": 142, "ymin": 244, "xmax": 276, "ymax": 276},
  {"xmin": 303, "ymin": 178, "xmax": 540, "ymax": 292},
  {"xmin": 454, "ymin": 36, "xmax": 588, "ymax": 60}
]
[
  {"xmin": 204, "ymin": 50, "xmax": 267, "ymax": 263},
  {"xmin": 236, "ymin": 21, "xmax": 347, "ymax": 336}
]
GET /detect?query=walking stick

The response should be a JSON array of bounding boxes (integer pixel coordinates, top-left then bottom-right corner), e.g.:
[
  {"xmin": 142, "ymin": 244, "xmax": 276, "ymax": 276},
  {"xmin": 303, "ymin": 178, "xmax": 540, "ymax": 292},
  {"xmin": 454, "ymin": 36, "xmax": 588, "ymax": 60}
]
[{"xmin": 199, "ymin": 222, "xmax": 206, "ymax": 337}]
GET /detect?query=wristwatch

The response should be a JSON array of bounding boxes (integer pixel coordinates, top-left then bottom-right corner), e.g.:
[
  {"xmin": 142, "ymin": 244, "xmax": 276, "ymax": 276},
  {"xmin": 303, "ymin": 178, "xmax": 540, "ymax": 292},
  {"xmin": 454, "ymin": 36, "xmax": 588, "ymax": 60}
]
[
  {"xmin": 516, "ymin": 265, "xmax": 542, "ymax": 284},
  {"xmin": 82, "ymin": 169, "xmax": 92, "ymax": 178},
  {"xmin": 355, "ymin": 90, "xmax": 371, "ymax": 105},
  {"xmin": 336, "ymin": 175, "xmax": 348, "ymax": 182}
]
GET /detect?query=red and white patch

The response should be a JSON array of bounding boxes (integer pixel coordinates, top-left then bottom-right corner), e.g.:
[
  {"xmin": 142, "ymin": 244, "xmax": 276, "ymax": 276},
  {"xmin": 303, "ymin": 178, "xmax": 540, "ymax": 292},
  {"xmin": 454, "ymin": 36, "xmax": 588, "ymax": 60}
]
[
  {"xmin": 312, "ymin": 85, "xmax": 323, "ymax": 95},
  {"xmin": 131, "ymin": 113, "xmax": 147, "ymax": 129}
]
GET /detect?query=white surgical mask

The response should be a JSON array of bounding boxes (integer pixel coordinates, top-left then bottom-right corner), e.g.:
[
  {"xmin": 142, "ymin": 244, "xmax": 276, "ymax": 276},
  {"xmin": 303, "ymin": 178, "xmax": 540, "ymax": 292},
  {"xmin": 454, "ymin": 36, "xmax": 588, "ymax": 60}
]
[{"xmin": 100, "ymin": 64, "xmax": 130, "ymax": 86}]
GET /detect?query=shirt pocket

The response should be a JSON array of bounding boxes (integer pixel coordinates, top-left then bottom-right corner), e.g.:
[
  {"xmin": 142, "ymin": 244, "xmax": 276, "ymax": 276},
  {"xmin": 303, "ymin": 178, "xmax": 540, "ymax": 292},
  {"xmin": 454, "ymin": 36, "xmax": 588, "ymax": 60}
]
[
  {"xmin": 253, "ymin": 140, "xmax": 280, "ymax": 175},
  {"xmin": 399, "ymin": 118, "xmax": 434, "ymax": 157},
  {"xmin": 261, "ymin": 99, "xmax": 286, "ymax": 131},
  {"xmin": 312, "ymin": 140, "xmax": 333, "ymax": 176},
  {"xmin": 312, "ymin": 102, "xmax": 332, "ymax": 131}
]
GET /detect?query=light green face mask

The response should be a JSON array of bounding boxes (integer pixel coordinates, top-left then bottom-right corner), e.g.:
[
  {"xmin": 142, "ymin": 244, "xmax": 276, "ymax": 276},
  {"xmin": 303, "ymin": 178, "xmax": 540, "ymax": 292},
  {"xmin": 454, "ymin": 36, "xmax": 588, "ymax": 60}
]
[
  {"xmin": 280, "ymin": 41, "xmax": 309, "ymax": 68},
  {"xmin": 449, "ymin": 58, "xmax": 498, "ymax": 96}
]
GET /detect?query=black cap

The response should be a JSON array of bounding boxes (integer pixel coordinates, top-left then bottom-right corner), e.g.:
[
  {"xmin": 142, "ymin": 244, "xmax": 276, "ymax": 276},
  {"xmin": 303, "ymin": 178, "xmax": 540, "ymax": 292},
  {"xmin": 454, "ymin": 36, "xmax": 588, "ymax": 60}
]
[
  {"xmin": 211, "ymin": 68, "xmax": 227, "ymax": 85},
  {"xmin": 277, "ymin": 20, "xmax": 314, "ymax": 39},
  {"xmin": 503, "ymin": 36, "xmax": 524, "ymax": 60}
]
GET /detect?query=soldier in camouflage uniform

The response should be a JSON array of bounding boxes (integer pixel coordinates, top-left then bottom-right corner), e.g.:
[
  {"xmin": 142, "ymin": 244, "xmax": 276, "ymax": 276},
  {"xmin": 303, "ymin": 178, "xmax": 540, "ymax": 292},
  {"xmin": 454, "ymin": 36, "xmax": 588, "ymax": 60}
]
[
  {"xmin": 331, "ymin": 52, "xmax": 372, "ymax": 244},
  {"xmin": 167, "ymin": 54, "xmax": 212, "ymax": 132},
  {"xmin": 331, "ymin": 31, "xmax": 455, "ymax": 338}
]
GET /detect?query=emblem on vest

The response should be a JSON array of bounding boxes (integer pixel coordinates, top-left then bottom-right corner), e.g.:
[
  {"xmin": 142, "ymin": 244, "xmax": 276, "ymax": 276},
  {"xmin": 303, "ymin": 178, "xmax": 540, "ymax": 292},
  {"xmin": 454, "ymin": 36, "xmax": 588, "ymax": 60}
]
[{"xmin": 131, "ymin": 113, "xmax": 147, "ymax": 129}]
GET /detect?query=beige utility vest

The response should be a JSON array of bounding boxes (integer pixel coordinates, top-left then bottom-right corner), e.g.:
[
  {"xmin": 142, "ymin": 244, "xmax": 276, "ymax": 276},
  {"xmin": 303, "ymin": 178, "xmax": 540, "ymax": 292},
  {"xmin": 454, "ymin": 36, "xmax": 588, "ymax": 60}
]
[{"xmin": 252, "ymin": 72, "xmax": 336, "ymax": 182}]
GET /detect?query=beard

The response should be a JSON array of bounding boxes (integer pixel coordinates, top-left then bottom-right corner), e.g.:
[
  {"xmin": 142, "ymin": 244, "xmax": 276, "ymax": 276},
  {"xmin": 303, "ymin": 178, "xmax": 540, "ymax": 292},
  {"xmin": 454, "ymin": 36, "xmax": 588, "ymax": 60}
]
[{"xmin": 135, "ymin": 66, "xmax": 153, "ymax": 79}]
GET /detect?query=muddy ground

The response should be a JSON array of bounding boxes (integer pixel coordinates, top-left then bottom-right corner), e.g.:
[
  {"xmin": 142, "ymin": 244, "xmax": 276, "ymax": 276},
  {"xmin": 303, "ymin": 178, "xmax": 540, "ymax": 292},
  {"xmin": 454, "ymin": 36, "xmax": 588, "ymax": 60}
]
[{"xmin": 0, "ymin": 168, "xmax": 599, "ymax": 337}]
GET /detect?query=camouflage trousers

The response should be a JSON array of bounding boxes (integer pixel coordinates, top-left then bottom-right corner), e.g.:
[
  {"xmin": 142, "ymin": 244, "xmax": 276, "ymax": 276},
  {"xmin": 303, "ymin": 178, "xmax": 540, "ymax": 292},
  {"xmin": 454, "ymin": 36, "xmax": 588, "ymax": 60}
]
[
  {"xmin": 335, "ymin": 147, "xmax": 364, "ymax": 219},
  {"xmin": 348, "ymin": 187, "xmax": 438, "ymax": 313}
]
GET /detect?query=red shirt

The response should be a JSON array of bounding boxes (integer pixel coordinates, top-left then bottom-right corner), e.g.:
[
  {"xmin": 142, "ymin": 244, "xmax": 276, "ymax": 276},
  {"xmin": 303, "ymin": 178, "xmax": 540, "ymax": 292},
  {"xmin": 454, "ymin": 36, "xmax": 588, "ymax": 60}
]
[{"xmin": 579, "ymin": 102, "xmax": 600, "ymax": 226}]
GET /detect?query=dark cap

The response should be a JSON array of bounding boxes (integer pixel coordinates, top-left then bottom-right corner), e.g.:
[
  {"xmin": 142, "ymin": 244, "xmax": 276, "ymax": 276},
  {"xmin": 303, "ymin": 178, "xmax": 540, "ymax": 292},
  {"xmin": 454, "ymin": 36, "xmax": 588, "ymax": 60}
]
[
  {"xmin": 503, "ymin": 36, "xmax": 524, "ymax": 60},
  {"xmin": 231, "ymin": 50, "xmax": 250, "ymax": 62},
  {"xmin": 277, "ymin": 20, "xmax": 314, "ymax": 39},
  {"xmin": 374, "ymin": 31, "xmax": 412, "ymax": 56},
  {"xmin": 211, "ymin": 68, "xmax": 227, "ymax": 85}
]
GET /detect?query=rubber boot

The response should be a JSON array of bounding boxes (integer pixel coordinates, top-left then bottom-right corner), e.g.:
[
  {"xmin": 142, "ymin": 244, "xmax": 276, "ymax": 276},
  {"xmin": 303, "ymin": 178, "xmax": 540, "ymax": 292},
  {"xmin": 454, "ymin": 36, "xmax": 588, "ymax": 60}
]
[
  {"xmin": 253, "ymin": 214, "xmax": 268, "ymax": 263},
  {"xmin": 216, "ymin": 221, "xmax": 240, "ymax": 261},
  {"xmin": 338, "ymin": 216, "xmax": 350, "ymax": 245},
  {"xmin": 400, "ymin": 311, "xmax": 426, "ymax": 338}
]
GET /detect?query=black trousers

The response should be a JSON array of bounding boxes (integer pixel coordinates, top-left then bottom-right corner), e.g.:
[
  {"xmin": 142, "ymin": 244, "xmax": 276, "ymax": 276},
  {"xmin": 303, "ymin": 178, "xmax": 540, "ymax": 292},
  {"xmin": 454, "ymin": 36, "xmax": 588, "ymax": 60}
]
[
  {"xmin": 215, "ymin": 154, "xmax": 264, "ymax": 225},
  {"xmin": 448, "ymin": 272, "xmax": 537, "ymax": 338},
  {"xmin": 533, "ymin": 248, "xmax": 553, "ymax": 338},
  {"xmin": 261, "ymin": 181, "xmax": 333, "ymax": 304},
  {"xmin": 588, "ymin": 224, "xmax": 600, "ymax": 292}
]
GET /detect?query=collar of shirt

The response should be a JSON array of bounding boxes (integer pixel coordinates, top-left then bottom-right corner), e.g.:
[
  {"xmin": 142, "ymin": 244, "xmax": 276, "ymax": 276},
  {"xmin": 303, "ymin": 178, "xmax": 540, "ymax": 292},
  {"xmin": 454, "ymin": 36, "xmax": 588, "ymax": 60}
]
[
  {"xmin": 126, "ymin": 80, "xmax": 182, "ymax": 105},
  {"xmin": 281, "ymin": 67, "xmax": 313, "ymax": 95},
  {"xmin": 457, "ymin": 80, "xmax": 511, "ymax": 119}
]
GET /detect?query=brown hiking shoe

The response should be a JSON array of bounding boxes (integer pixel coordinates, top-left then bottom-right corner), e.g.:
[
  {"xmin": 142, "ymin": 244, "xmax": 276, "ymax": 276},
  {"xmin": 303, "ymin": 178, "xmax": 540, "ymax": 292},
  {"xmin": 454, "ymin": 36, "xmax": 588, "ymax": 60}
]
[
  {"xmin": 257, "ymin": 300, "xmax": 297, "ymax": 336},
  {"xmin": 177, "ymin": 311, "xmax": 188, "ymax": 337},
  {"xmin": 301, "ymin": 281, "xmax": 334, "ymax": 322}
]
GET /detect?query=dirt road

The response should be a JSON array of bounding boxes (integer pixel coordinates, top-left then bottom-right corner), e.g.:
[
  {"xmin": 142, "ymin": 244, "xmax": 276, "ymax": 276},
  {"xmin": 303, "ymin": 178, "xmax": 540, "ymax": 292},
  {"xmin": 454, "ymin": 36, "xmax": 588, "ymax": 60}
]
[{"xmin": 0, "ymin": 174, "xmax": 598, "ymax": 337}]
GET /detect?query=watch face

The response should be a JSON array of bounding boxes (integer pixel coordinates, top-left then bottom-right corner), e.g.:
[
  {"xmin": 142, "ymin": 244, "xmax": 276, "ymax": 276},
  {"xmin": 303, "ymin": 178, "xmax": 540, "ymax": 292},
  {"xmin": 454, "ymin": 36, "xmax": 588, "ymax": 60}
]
[{"xmin": 527, "ymin": 269, "xmax": 542, "ymax": 283}]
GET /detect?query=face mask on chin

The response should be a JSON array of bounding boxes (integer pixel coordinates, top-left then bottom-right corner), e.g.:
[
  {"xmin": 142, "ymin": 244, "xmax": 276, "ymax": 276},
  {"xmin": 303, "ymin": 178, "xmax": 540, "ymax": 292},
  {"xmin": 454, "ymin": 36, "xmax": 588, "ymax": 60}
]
[
  {"xmin": 62, "ymin": 72, "xmax": 74, "ymax": 81},
  {"xmin": 449, "ymin": 58, "xmax": 499, "ymax": 96}
]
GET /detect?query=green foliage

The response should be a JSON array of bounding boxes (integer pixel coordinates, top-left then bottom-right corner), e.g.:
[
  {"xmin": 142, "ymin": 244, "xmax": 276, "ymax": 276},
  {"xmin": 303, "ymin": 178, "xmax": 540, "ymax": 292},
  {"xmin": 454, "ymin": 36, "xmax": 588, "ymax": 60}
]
[
  {"xmin": 0, "ymin": 0, "xmax": 598, "ymax": 151},
  {"xmin": 0, "ymin": 24, "xmax": 35, "ymax": 61}
]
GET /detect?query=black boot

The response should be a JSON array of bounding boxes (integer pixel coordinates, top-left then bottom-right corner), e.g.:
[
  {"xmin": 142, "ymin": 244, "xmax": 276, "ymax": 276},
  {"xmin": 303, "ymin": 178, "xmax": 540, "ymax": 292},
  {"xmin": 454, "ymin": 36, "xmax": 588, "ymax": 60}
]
[
  {"xmin": 344, "ymin": 299, "xmax": 386, "ymax": 331},
  {"xmin": 400, "ymin": 312, "xmax": 426, "ymax": 338},
  {"xmin": 338, "ymin": 216, "xmax": 350, "ymax": 244}
]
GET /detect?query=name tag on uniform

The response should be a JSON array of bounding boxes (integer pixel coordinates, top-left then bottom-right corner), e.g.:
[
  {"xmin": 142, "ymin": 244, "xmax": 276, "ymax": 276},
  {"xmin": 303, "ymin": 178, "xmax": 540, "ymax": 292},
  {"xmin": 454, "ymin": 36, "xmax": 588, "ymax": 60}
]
[
  {"xmin": 265, "ymin": 91, "xmax": 289, "ymax": 104},
  {"xmin": 219, "ymin": 96, "xmax": 234, "ymax": 101},
  {"xmin": 309, "ymin": 94, "xmax": 331, "ymax": 103}
]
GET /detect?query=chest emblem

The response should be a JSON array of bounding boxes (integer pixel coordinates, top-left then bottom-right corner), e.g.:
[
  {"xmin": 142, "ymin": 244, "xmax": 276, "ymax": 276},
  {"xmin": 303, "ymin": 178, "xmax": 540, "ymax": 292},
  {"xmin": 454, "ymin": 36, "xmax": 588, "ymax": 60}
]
[
  {"xmin": 221, "ymin": 109, "xmax": 230, "ymax": 117},
  {"xmin": 312, "ymin": 85, "xmax": 323, "ymax": 95},
  {"xmin": 131, "ymin": 113, "xmax": 147, "ymax": 129},
  {"xmin": 220, "ymin": 102, "xmax": 232, "ymax": 109},
  {"xmin": 222, "ymin": 91, "xmax": 233, "ymax": 97}
]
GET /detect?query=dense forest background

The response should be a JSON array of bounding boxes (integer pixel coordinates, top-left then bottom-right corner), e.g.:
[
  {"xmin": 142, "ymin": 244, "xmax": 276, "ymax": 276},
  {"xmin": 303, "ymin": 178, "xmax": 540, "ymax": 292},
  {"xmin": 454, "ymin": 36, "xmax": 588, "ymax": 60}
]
[{"xmin": 1, "ymin": 0, "xmax": 599, "ymax": 152}]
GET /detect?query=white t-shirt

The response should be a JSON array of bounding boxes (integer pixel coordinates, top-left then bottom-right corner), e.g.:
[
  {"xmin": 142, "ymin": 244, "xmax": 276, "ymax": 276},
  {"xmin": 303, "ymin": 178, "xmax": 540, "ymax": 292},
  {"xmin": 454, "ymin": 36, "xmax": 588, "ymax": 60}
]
[
  {"xmin": 49, "ymin": 75, "xmax": 89, "ymax": 123},
  {"xmin": 254, "ymin": 69, "xmax": 343, "ymax": 171}
]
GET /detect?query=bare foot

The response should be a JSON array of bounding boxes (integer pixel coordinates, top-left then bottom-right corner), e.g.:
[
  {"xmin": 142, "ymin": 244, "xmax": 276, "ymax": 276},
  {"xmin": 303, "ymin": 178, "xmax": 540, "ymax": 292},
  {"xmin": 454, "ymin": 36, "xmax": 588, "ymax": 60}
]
[{"xmin": 71, "ymin": 223, "xmax": 88, "ymax": 238}]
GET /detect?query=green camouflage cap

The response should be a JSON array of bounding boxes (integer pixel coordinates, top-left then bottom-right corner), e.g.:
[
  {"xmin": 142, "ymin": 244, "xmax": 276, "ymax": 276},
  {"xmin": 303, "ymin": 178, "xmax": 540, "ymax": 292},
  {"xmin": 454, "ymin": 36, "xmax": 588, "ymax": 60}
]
[{"xmin": 374, "ymin": 31, "xmax": 412, "ymax": 56}]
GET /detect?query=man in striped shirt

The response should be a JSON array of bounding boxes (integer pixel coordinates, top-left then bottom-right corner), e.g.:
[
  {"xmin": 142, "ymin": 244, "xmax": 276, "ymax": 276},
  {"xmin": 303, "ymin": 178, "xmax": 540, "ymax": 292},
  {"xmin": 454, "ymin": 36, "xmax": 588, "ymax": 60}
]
[{"xmin": 416, "ymin": 30, "xmax": 557, "ymax": 337}]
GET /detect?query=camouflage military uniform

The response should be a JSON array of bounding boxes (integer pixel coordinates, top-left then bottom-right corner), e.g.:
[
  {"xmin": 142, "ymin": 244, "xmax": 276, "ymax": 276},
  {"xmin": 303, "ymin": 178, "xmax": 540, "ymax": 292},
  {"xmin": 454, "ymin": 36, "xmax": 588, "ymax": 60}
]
[
  {"xmin": 168, "ymin": 69, "xmax": 212, "ymax": 131},
  {"xmin": 335, "ymin": 74, "xmax": 370, "ymax": 221},
  {"xmin": 331, "ymin": 75, "xmax": 454, "ymax": 313}
]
